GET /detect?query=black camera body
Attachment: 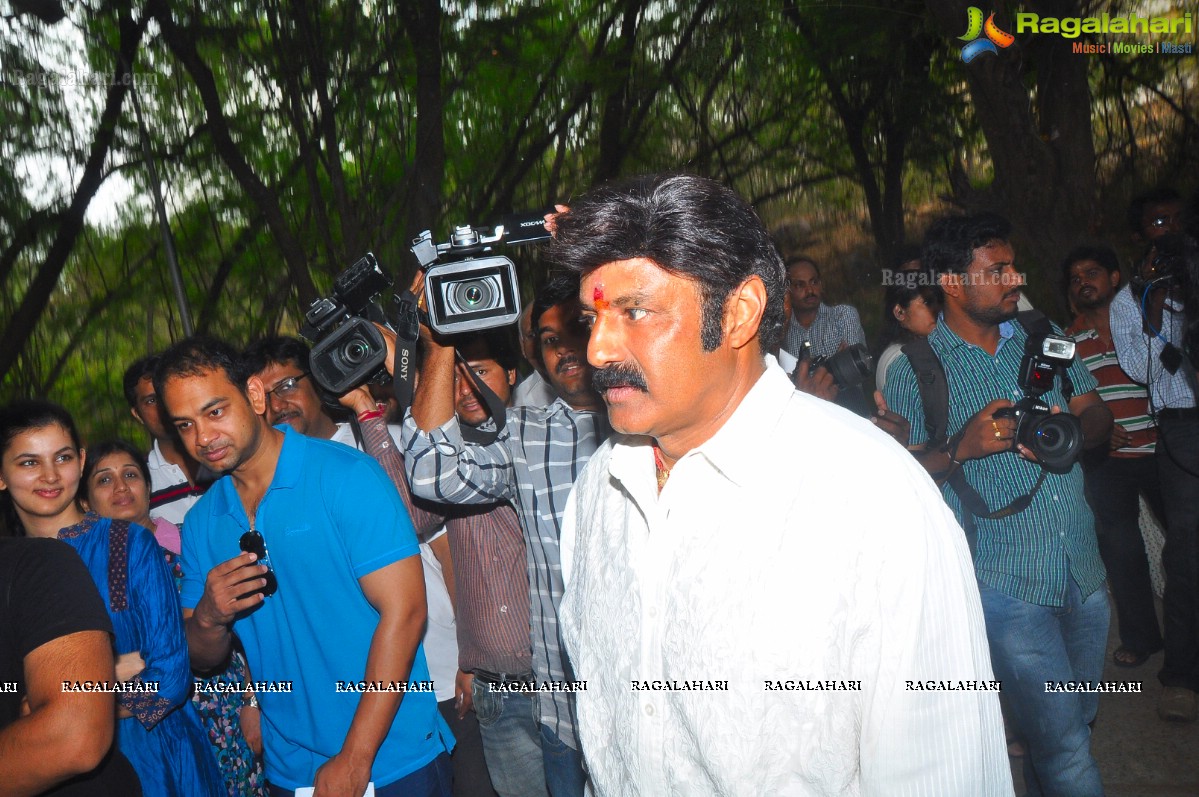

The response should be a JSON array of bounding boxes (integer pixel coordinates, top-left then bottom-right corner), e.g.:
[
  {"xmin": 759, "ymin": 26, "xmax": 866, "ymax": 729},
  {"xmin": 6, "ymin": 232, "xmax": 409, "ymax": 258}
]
[
  {"xmin": 300, "ymin": 213, "xmax": 551, "ymax": 396},
  {"xmin": 808, "ymin": 343, "xmax": 874, "ymax": 391},
  {"xmin": 411, "ymin": 214, "xmax": 550, "ymax": 336},
  {"xmin": 995, "ymin": 331, "xmax": 1083, "ymax": 471},
  {"xmin": 301, "ymin": 254, "xmax": 397, "ymax": 395}
]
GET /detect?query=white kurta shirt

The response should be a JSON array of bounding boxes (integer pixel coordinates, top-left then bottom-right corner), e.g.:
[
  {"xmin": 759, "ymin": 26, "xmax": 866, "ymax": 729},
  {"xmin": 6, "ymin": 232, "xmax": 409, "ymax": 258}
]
[{"xmin": 560, "ymin": 361, "xmax": 1011, "ymax": 797}]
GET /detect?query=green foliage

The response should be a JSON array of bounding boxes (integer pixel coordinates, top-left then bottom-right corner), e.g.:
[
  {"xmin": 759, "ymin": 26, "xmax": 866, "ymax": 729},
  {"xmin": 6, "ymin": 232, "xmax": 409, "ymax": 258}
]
[{"xmin": 0, "ymin": 0, "xmax": 1196, "ymax": 442}]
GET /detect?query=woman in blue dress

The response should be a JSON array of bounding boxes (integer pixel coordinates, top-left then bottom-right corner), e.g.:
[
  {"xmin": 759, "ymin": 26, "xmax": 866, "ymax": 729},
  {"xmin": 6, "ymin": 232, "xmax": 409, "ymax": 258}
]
[
  {"xmin": 83, "ymin": 438, "xmax": 266, "ymax": 797},
  {"xmin": 0, "ymin": 399, "xmax": 223, "ymax": 797}
]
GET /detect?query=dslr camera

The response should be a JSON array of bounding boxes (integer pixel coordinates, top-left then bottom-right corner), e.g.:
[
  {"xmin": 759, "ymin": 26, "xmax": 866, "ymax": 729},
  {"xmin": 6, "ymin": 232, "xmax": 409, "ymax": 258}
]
[
  {"xmin": 807, "ymin": 343, "xmax": 873, "ymax": 391},
  {"xmin": 301, "ymin": 213, "xmax": 550, "ymax": 395},
  {"xmin": 992, "ymin": 333, "xmax": 1083, "ymax": 471}
]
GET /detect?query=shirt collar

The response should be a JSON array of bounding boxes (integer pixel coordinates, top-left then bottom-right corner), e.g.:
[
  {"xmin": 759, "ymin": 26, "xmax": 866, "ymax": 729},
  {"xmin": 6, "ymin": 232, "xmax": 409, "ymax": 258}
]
[
  {"xmin": 607, "ymin": 357, "xmax": 791, "ymax": 492},
  {"xmin": 209, "ymin": 425, "xmax": 301, "ymax": 519},
  {"xmin": 930, "ymin": 313, "xmax": 1017, "ymax": 356}
]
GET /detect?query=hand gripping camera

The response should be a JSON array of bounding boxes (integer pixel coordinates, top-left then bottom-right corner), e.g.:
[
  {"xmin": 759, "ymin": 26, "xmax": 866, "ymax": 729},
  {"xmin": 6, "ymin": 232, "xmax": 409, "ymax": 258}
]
[
  {"xmin": 300, "ymin": 213, "xmax": 550, "ymax": 396},
  {"xmin": 992, "ymin": 332, "xmax": 1083, "ymax": 471}
]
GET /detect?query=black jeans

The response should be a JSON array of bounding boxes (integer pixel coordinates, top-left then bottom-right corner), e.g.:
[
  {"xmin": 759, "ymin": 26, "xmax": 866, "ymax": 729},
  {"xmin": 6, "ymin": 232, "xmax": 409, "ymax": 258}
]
[
  {"xmin": 1082, "ymin": 451, "xmax": 1164, "ymax": 653},
  {"xmin": 1157, "ymin": 415, "xmax": 1199, "ymax": 690}
]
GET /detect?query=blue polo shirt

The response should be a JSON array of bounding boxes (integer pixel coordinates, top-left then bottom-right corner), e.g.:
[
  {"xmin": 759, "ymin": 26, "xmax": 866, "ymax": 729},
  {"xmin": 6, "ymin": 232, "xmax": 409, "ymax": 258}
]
[
  {"xmin": 883, "ymin": 318, "xmax": 1106, "ymax": 609},
  {"xmin": 180, "ymin": 426, "xmax": 452, "ymax": 789}
]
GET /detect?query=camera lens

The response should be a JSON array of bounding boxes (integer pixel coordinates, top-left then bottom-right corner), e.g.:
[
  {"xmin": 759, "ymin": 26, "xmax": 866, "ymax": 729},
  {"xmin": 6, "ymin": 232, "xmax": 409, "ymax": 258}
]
[
  {"xmin": 340, "ymin": 338, "xmax": 371, "ymax": 366},
  {"xmin": 1025, "ymin": 413, "xmax": 1083, "ymax": 471},
  {"xmin": 446, "ymin": 277, "xmax": 500, "ymax": 315}
]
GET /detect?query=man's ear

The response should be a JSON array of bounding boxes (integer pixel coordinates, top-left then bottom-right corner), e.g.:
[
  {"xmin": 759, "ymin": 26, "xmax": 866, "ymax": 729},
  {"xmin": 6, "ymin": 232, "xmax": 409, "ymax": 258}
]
[
  {"xmin": 129, "ymin": 406, "xmax": 142, "ymax": 424},
  {"xmin": 1109, "ymin": 269, "xmax": 1121, "ymax": 290},
  {"xmin": 892, "ymin": 304, "xmax": 906, "ymax": 322},
  {"xmin": 246, "ymin": 375, "xmax": 268, "ymax": 416},
  {"xmin": 506, "ymin": 368, "xmax": 518, "ymax": 387},
  {"xmin": 725, "ymin": 276, "xmax": 768, "ymax": 350},
  {"xmin": 938, "ymin": 271, "xmax": 962, "ymax": 300}
]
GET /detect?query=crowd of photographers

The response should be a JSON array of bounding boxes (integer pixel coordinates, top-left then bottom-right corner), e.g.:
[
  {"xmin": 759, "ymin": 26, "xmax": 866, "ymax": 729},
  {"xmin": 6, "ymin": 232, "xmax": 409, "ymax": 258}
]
[{"xmin": 2, "ymin": 177, "xmax": 1198, "ymax": 797}]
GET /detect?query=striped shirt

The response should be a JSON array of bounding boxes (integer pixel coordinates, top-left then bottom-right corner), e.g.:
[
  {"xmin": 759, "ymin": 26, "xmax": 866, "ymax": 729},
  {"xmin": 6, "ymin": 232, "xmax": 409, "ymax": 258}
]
[
  {"xmin": 883, "ymin": 319, "xmax": 1106, "ymax": 608},
  {"xmin": 782, "ymin": 302, "xmax": 866, "ymax": 360},
  {"xmin": 1065, "ymin": 321, "xmax": 1157, "ymax": 457},
  {"xmin": 345, "ymin": 420, "xmax": 531, "ymax": 675},
  {"xmin": 401, "ymin": 399, "xmax": 608, "ymax": 749},
  {"xmin": 1109, "ymin": 284, "xmax": 1196, "ymax": 409}
]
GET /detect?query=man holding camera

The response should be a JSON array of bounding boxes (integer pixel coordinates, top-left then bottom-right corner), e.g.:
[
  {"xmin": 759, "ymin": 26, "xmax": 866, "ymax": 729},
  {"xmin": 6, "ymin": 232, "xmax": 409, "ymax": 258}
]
[
  {"xmin": 1109, "ymin": 212, "xmax": 1199, "ymax": 722},
  {"xmin": 157, "ymin": 336, "xmax": 453, "ymax": 797},
  {"xmin": 402, "ymin": 278, "xmax": 605, "ymax": 797},
  {"xmin": 884, "ymin": 213, "xmax": 1113, "ymax": 795}
]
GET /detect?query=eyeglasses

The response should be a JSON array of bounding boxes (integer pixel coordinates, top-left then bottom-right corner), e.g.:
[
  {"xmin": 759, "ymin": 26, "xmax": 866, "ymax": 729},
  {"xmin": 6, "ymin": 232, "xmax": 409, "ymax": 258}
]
[{"xmin": 265, "ymin": 373, "xmax": 308, "ymax": 401}]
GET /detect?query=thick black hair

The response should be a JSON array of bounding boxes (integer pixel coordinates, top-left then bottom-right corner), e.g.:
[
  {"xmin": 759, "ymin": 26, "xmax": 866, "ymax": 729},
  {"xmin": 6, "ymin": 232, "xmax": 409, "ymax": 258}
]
[
  {"xmin": 81, "ymin": 439, "xmax": 150, "ymax": 506},
  {"xmin": 1059, "ymin": 244, "xmax": 1121, "ymax": 287},
  {"xmin": 458, "ymin": 329, "xmax": 521, "ymax": 373},
  {"xmin": 0, "ymin": 399, "xmax": 84, "ymax": 537},
  {"xmin": 242, "ymin": 336, "xmax": 313, "ymax": 377},
  {"xmin": 877, "ymin": 281, "xmax": 943, "ymax": 353},
  {"xmin": 531, "ymin": 274, "xmax": 582, "ymax": 336},
  {"xmin": 548, "ymin": 173, "xmax": 786, "ymax": 353},
  {"xmin": 122, "ymin": 354, "xmax": 159, "ymax": 408},
  {"xmin": 152, "ymin": 336, "xmax": 249, "ymax": 408},
  {"xmin": 922, "ymin": 213, "xmax": 1012, "ymax": 277}
]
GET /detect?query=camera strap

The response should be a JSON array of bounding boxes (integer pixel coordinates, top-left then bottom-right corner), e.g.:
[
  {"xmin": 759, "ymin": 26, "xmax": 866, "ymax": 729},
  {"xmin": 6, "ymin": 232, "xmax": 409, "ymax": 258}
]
[
  {"xmin": 903, "ymin": 311, "xmax": 1063, "ymax": 522},
  {"xmin": 455, "ymin": 349, "xmax": 509, "ymax": 446},
  {"xmin": 386, "ymin": 291, "xmax": 422, "ymax": 413}
]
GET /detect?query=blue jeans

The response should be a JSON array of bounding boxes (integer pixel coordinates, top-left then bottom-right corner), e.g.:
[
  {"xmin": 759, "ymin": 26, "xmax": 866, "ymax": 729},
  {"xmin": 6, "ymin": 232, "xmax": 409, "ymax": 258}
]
[
  {"xmin": 471, "ymin": 678, "xmax": 546, "ymax": 797},
  {"xmin": 979, "ymin": 579, "xmax": 1108, "ymax": 797},
  {"xmin": 540, "ymin": 724, "xmax": 586, "ymax": 797}
]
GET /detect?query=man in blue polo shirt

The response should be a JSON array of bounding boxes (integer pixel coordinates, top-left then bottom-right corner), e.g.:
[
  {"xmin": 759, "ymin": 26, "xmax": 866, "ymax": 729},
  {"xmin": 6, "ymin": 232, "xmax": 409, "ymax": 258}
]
[
  {"xmin": 884, "ymin": 214, "xmax": 1114, "ymax": 796},
  {"xmin": 155, "ymin": 336, "xmax": 453, "ymax": 797}
]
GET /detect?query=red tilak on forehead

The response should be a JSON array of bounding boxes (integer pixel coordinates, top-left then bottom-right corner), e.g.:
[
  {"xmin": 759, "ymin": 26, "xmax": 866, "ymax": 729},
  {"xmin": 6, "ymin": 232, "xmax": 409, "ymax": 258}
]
[{"xmin": 593, "ymin": 283, "xmax": 609, "ymax": 311}]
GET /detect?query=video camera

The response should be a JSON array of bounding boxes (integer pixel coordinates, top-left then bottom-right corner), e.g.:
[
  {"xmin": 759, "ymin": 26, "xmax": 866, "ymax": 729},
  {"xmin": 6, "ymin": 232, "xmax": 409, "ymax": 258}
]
[
  {"xmin": 410, "ymin": 213, "xmax": 551, "ymax": 335},
  {"xmin": 300, "ymin": 213, "xmax": 550, "ymax": 395},
  {"xmin": 992, "ymin": 332, "xmax": 1082, "ymax": 471},
  {"xmin": 1131, "ymin": 233, "xmax": 1199, "ymax": 372}
]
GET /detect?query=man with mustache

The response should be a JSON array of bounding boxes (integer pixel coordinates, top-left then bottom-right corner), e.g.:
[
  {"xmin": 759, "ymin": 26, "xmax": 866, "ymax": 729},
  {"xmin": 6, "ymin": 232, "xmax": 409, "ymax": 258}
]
[
  {"xmin": 552, "ymin": 175, "xmax": 1011, "ymax": 795},
  {"xmin": 1064, "ymin": 246, "xmax": 1165, "ymax": 672},
  {"xmin": 402, "ymin": 279, "xmax": 605, "ymax": 797},
  {"xmin": 885, "ymin": 213, "xmax": 1113, "ymax": 795}
]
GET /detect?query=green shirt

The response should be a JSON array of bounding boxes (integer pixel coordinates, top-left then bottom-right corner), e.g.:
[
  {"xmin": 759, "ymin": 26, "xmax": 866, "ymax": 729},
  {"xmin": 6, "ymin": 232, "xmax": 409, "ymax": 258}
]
[{"xmin": 883, "ymin": 318, "xmax": 1105, "ymax": 608}]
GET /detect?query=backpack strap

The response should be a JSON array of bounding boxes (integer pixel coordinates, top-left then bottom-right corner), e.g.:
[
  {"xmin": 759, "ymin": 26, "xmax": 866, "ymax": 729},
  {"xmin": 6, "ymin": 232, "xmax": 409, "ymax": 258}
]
[
  {"xmin": 901, "ymin": 336, "xmax": 949, "ymax": 448},
  {"xmin": 901, "ymin": 335, "xmax": 1048, "ymax": 522}
]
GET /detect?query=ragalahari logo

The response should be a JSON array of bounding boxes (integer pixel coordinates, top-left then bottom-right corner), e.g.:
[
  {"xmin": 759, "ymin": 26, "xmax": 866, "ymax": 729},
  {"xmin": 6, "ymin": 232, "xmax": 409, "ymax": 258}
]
[{"xmin": 959, "ymin": 7, "xmax": 1016, "ymax": 62}]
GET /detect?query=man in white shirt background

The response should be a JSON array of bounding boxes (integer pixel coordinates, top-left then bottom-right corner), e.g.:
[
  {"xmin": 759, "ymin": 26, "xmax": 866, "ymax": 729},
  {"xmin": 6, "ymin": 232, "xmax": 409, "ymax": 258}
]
[{"xmin": 551, "ymin": 173, "xmax": 1011, "ymax": 796}]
